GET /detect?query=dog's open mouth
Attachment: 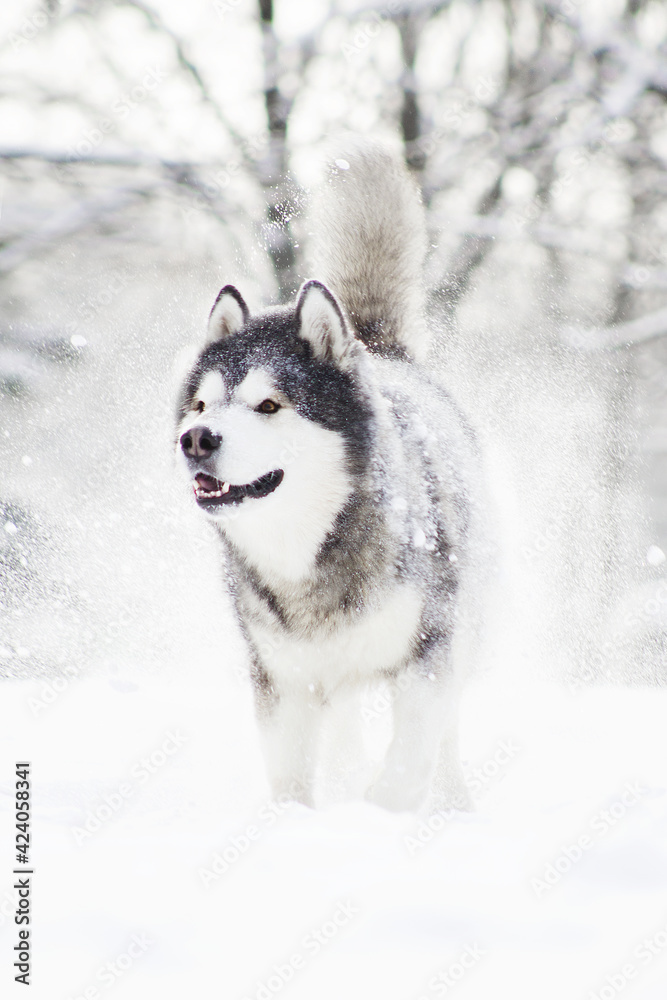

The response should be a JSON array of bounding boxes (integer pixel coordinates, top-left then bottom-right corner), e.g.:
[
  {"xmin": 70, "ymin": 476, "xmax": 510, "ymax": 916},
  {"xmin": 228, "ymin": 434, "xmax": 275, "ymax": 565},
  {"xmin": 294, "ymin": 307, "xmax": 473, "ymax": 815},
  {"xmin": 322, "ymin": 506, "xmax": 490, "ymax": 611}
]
[{"xmin": 193, "ymin": 469, "xmax": 284, "ymax": 507}]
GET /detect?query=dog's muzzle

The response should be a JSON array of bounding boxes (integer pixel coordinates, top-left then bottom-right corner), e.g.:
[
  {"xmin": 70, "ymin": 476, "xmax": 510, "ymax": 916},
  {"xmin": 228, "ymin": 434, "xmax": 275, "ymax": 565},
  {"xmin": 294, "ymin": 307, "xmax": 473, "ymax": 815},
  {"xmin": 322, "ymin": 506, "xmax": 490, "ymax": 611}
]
[{"xmin": 180, "ymin": 424, "xmax": 284, "ymax": 508}]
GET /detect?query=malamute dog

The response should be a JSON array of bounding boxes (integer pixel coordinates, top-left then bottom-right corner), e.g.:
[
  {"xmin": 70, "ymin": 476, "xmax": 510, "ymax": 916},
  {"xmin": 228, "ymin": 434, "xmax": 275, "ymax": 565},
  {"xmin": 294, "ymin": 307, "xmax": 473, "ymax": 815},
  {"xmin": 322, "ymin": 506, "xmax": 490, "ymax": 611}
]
[{"xmin": 176, "ymin": 142, "xmax": 483, "ymax": 813}]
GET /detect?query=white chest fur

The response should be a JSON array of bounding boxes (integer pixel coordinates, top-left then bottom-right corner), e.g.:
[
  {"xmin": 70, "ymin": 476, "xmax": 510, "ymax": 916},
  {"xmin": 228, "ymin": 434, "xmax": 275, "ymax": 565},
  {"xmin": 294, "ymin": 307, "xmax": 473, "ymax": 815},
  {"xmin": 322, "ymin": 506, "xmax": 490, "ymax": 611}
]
[{"xmin": 249, "ymin": 584, "xmax": 423, "ymax": 695}]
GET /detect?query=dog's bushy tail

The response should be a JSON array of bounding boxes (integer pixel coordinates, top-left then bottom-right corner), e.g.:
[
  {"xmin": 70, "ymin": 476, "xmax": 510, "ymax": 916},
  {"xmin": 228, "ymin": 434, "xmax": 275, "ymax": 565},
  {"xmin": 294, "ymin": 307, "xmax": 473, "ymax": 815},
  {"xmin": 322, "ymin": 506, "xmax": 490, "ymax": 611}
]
[{"xmin": 310, "ymin": 139, "xmax": 429, "ymax": 362}]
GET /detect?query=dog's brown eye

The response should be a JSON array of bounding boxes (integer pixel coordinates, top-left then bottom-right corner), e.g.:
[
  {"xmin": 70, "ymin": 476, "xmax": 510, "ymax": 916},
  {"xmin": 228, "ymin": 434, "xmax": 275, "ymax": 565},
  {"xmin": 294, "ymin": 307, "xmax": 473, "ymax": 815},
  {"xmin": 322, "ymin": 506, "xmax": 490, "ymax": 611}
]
[
  {"xmin": 258, "ymin": 399, "xmax": 280, "ymax": 414},
  {"xmin": 194, "ymin": 400, "xmax": 205, "ymax": 413}
]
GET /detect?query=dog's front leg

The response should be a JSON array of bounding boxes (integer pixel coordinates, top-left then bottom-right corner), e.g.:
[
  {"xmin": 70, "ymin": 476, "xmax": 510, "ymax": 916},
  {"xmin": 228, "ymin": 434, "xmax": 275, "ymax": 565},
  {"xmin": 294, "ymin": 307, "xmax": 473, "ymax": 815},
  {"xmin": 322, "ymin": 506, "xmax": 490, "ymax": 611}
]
[
  {"xmin": 253, "ymin": 681, "xmax": 321, "ymax": 808},
  {"xmin": 366, "ymin": 669, "xmax": 470, "ymax": 814}
]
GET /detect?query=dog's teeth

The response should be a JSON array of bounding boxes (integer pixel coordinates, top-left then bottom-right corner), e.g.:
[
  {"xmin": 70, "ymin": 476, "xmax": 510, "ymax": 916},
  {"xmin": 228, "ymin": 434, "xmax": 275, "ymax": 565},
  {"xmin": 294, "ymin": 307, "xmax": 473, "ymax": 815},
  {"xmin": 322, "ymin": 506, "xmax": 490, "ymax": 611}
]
[
  {"xmin": 221, "ymin": 483, "xmax": 230, "ymax": 494},
  {"xmin": 194, "ymin": 485, "xmax": 227, "ymax": 499}
]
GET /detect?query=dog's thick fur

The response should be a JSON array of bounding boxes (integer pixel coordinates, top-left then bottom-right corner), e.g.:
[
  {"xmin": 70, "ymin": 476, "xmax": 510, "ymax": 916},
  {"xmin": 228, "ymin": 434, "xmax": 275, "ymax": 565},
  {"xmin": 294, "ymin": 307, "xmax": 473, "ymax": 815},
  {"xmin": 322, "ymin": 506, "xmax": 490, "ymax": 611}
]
[{"xmin": 176, "ymin": 141, "xmax": 483, "ymax": 812}]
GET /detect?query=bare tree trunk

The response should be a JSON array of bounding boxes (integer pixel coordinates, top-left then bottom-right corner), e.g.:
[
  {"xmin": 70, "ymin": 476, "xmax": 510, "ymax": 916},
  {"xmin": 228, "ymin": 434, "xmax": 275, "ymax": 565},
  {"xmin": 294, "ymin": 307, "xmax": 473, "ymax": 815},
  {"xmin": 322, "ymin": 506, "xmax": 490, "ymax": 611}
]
[
  {"xmin": 396, "ymin": 14, "xmax": 426, "ymax": 173},
  {"xmin": 257, "ymin": 0, "xmax": 298, "ymax": 301}
]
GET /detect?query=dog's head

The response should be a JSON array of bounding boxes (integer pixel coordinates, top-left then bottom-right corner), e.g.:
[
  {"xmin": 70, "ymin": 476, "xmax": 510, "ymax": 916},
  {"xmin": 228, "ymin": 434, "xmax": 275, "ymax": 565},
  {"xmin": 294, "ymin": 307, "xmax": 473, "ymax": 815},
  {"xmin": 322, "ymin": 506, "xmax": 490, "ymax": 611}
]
[{"xmin": 175, "ymin": 280, "xmax": 373, "ymax": 580}]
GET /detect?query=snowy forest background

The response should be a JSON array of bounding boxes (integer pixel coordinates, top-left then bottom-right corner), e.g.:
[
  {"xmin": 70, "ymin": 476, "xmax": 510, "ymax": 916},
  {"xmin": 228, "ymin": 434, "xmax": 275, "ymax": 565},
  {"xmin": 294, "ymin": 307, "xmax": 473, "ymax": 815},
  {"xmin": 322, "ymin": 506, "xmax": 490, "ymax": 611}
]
[
  {"xmin": 3, "ymin": 0, "xmax": 667, "ymax": 686},
  {"xmin": 2, "ymin": 3, "xmax": 667, "ymax": 1000}
]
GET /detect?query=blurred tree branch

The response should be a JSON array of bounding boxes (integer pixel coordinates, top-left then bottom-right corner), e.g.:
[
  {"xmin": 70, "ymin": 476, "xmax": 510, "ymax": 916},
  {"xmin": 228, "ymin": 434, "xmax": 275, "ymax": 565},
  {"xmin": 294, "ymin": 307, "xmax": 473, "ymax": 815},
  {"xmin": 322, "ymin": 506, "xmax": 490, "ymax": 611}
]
[{"xmin": 1, "ymin": 0, "xmax": 666, "ymax": 331}]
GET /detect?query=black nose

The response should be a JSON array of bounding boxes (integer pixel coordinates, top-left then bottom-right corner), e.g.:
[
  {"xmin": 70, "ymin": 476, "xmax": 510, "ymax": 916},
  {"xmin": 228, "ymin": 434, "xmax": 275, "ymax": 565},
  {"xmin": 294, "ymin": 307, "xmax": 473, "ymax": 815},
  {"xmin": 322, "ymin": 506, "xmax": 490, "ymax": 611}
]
[{"xmin": 180, "ymin": 426, "xmax": 222, "ymax": 458}]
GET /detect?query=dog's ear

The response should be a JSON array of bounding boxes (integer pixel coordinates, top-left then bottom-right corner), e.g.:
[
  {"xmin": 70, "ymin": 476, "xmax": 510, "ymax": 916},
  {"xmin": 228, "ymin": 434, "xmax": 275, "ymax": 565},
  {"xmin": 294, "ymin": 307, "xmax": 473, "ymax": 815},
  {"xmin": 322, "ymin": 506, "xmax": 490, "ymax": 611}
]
[
  {"xmin": 295, "ymin": 280, "xmax": 355, "ymax": 366},
  {"xmin": 206, "ymin": 285, "xmax": 250, "ymax": 345}
]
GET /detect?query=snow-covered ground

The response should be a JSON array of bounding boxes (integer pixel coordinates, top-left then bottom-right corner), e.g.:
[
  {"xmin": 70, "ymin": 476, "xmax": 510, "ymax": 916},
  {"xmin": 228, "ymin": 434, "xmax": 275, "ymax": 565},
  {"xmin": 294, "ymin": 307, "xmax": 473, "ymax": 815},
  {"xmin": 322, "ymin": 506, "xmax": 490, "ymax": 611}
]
[{"xmin": 1, "ymin": 662, "xmax": 666, "ymax": 1000}]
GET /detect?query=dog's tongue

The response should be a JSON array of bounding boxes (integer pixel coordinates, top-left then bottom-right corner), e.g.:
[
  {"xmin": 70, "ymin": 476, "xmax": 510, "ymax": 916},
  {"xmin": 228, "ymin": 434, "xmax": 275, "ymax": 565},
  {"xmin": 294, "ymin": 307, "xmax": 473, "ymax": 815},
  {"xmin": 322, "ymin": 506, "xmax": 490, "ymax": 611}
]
[{"xmin": 195, "ymin": 473, "xmax": 221, "ymax": 491}]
